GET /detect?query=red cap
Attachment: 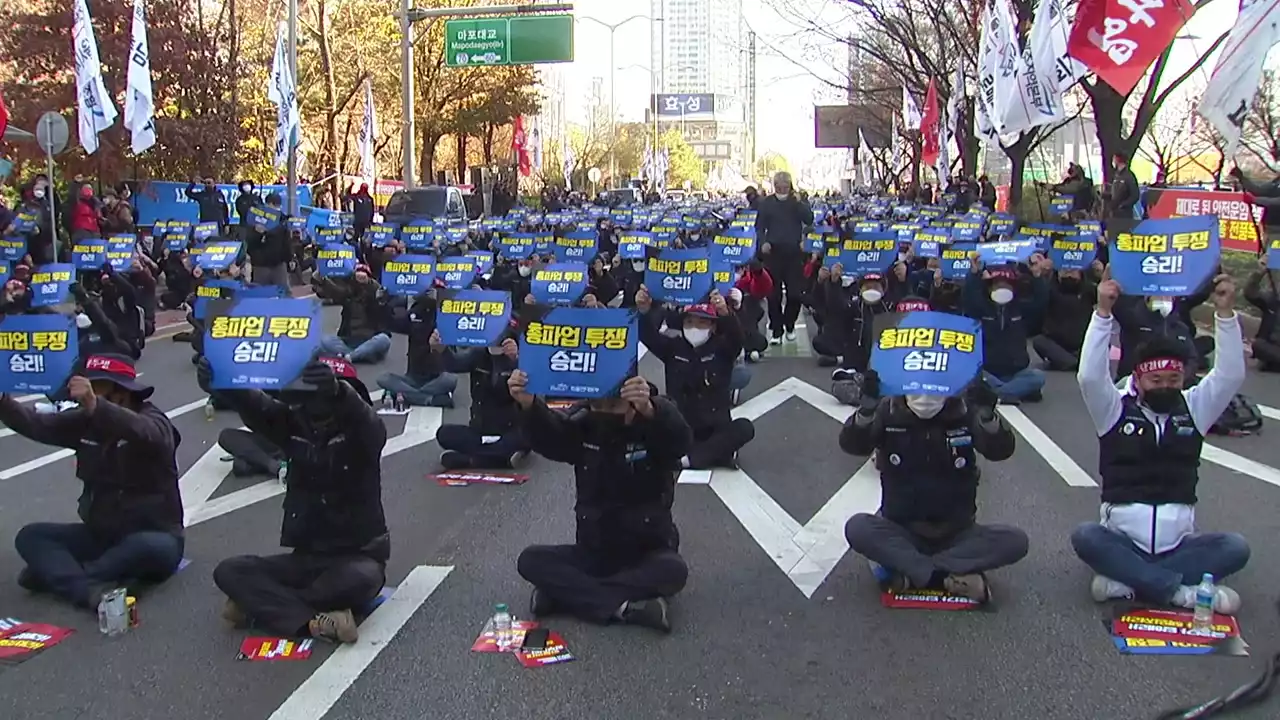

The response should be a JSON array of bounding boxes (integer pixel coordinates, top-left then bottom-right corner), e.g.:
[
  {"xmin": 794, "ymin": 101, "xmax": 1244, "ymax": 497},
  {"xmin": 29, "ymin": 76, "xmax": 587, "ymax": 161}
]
[
  {"xmin": 988, "ymin": 267, "xmax": 1018, "ymax": 282},
  {"xmin": 683, "ymin": 303, "xmax": 718, "ymax": 319},
  {"xmin": 317, "ymin": 356, "xmax": 359, "ymax": 379}
]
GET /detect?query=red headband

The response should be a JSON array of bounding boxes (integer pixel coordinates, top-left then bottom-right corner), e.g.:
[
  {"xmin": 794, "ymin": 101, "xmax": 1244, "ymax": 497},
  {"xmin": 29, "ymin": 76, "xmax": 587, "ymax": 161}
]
[
  {"xmin": 1134, "ymin": 357, "xmax": 1184, "ymax": 377},
  {"xmin": 317, "ymin": 356, "xmax": 358, "ymax": 379},
  {"xmin": 85, "ymin": 356, "xmax": 138, "ymax": 379}
]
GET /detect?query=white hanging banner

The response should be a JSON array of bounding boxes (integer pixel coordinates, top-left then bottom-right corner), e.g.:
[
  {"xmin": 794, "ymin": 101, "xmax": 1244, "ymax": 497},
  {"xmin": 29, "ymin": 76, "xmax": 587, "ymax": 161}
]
[
  {"xmin": 974, "ymin": 0, "xmax": 1004, "ymax": 148},
  {"xmin": 72, "ymin": 0, "xmax": 119, "ymax": 155},
  {"xmin": 857, "ymin": 128, "xmax": 872, "ymax": 187},
  {"xmin": 123, "ymin": 0, "xmax": 156, "ymax": 154},
  {"xmin": 1198, "ymin": 0, "xmax": 1280, "ymax": 157},
  {"xmin": 1030, "ymin": 0, "xmax": 1088, "ymax": 95},
  {"xmin": 268, "ymin": 22, "xmax": 301, "ymax": 170},
  {"xmin": 358, "ymin": 78, "xmax": 376, "ymax": 182},
  {"xmin": 902, "ymin": 87, "xmax": 922, "ymax": 130}
]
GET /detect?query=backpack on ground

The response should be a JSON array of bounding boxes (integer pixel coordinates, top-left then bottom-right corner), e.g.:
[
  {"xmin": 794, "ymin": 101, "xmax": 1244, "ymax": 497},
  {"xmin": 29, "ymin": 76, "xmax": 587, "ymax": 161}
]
[{"xmin": 1209, "ymin": 393, "xmax": 1264, "ymax": 436}]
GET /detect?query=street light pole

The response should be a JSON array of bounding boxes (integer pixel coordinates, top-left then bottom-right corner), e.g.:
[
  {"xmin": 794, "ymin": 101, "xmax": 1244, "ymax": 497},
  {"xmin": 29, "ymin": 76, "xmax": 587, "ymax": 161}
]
[
  {"xmin": 577, "ymin": 14, "xmax": 648, "ymax": 189},
  {"xmin": 286, "ymin": 0, "xmax": 298, "ymax": 213}
]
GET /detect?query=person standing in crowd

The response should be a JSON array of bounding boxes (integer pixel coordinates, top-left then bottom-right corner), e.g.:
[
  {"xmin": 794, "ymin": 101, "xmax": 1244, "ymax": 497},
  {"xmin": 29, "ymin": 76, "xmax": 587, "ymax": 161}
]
[
  {"xmin": 1231, "ymin": 166, "xmax": 1280, "ymax": 243},
  {"xmin": 9, "ymin": 180, "xmax": 55, "ymax": 265},
  {"xmin": 635, "ymin": 288, "xmax": 755, "ymax": 470},
  {"xmin": 185, "ymin": 175, "xmax": 230, "ymax": 230},
  {"xmin": 376, "ymin": 293, "xmax": 458, "ymax": 407},
  {"xmin": 508, "ymin": 371, "xmax": 690, "ymax": 632},
  {"xmin": 247, "ymin": 192, "xmax": 293, "ymax": 289},
  {"xmin": 346, "ymin": 183, "xmax": 376, "ymax": 240},
  {"xmin": 963, "ymin": 259, "xmax": 1049, "ymax": 404},
  {"xmin": 1245, "ymin": 256, "xmax": 1280, "ymax": 371},
  {"xmin": 754, "ymin": 171, "xmax": 814, "ymax": 345},
  {"xmin": 315, "ymin": 263, "xmax": 392, "ymax": 364},
  {"xmin": 437, "ymin": 334, "xmax": 528, "ymax": 469},
  {"xmin": 1106, "ymin": 153, "xmax": 1140, "ymax": 235},
  {"xmin": 1031, "ymin": 264, "xmax": 1097, "ymax": 372},
  {"xmin": 201, "ymin": 357, "xmax": 388, "ymax": 644},
  {"xmin": 978, "ymin": 175, "xmax": 997, "ymax": 211},
  {"xmin": 1071, "ymin": 271, "xmax": 1249, "ymax": 614},
  {"xmin": 234, "ymin": 180, "xmax": 261, "ymax": 241},
  {"xmin": 67, "ymin": 177, "xmax": 102, "ymax": 243},
  {"xmin": 99, "ymin": 188, "xmax": 135, "ymax": 235},
  {"xmin": 4, "ymin": 356, "xmax": 184, "ymax": 609},
  {"xmin": 840, "ymin": 369, "xmax": 1025, "ymax": 602}
]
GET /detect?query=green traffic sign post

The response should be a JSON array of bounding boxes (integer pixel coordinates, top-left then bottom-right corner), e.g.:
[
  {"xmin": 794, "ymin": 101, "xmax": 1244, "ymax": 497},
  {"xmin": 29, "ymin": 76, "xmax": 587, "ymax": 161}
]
[{"xmin": 444, "ymin": 14, "xmax": 574, "ymax": 67}]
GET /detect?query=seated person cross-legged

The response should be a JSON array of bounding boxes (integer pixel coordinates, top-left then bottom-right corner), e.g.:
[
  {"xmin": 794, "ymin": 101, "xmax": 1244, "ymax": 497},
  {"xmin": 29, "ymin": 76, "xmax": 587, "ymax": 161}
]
[
  {"xmin": 1071, "ymin": 272, "xmax": 1249, "ymax": 613},
  {"xmin": 840, "ymin": 370, "xmax": 1028, "ymax": 602}
]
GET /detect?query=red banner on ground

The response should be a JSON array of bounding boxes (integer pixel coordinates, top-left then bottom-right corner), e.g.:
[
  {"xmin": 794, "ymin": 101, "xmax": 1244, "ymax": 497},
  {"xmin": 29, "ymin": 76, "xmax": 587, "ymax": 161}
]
[
  {"xmin": 0, "ymin": 621, "xmax": 75, "ymax": 665},
  {"xmin": 1068, "ymin": 0, "xmax": 1194, "ymax": 95},
  {"xmin": 514, "ymin": 631, "xmax": 576, "ymax": 668},
  {"xmin": 1111, "ymin": 607, "xmax": 1240, "ymax": 644},
  {"xmin": 432, "ymin": 471, "xmax": 530, "ymax": 486},
  {"xmin": 237, "ymin": 637, "xmax": 315, "ymax": 661},
  {"xmin": 1143, "ymin": 188, "xmax": 1266, "ymax": 252},
  {"xmin": 880, "ymin": 588, "xmax": 983, "ymax": 610}
]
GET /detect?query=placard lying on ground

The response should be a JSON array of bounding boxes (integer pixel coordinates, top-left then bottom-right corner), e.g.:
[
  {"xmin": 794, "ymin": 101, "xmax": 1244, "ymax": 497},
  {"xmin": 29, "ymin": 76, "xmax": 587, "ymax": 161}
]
[
  {"xmin": 1108, "ymin": 607, "xmax": 1249, "ymax": 656},
  {"xmin": 880, "ymin": 588, "xmax": 986, "ymax": 611},
  {"xmin": 432, "ymin": 471, "xmax": 530, "ymax": 486},
  {"xmin": 237, "ymin": 637, "xmax": 315, "ymax": 661},
  {"xmin": 0, "ymin": 619, "xmax": 75, "ymax": 665}
]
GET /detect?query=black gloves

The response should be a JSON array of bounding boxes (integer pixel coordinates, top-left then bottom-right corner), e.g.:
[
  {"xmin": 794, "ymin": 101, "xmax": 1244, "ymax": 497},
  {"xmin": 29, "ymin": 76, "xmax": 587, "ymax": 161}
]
[
  {"xmin": 968, "ymin": 379, "xmax": 999, "ymax": 419},
  {"xmin": 70, "ymin": 282, "xmax": 88, "ymax": 304},
  {"xmin": 195, "ymin": 356, "xmax": 213, "ymax": 393},
  {"xmin": 301, "ymin": 360, "xmax": 338, "ymax": 395},
  {"xmin": 858, "ymin": 369, "xmax": 880, "ymax": 414}
]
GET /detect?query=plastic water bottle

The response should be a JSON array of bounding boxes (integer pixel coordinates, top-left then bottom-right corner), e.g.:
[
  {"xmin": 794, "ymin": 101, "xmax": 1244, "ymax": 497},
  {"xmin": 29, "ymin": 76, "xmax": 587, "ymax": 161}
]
[
  {"xmin": 98, "ymin": 588, "xmax": 129, "ymax": 636},
  {"xmin": 204, "ymin": 399, "xmax": 215, "ymax": 421},
  {"xmin": 1192, "ymin": 573, "xmax": 1215, "ymax": 634},
  {"xmin": 492, "ymin": 603, "xmax": 514, "ymax": 652},
  {"xmin": 276, "ymin": 460, "xmax": 289, "ymax": 485}
]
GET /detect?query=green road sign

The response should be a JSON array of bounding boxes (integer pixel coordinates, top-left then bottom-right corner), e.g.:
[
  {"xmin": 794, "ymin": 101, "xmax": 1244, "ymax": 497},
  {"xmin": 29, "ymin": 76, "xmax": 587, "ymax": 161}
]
[{"xmin": 444, "ymin": 14, "xmax": 574, "ymax": 68}]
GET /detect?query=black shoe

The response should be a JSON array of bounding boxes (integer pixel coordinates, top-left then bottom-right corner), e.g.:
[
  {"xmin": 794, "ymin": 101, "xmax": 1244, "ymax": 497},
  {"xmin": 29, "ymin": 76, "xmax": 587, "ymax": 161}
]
[
  {"xmin": 621, "ymin": 597, "xmax": 671, "ymax": 633},
  {"xmin": 530, "ymin": 587, "xmax": 558, "ymax": 618},
  {"xmin": 1025, "ymin": 390, "xmax": 1043, "ymax": 403},
  {"xmin": 817, "ymin": 355, "xmax": 838, "ymax": 367},
  {"xmin": 230, "ymin": 458, "xmax": 256, "ymax": 477},
  {"xmin": 997, "ymin": 396, "xmax": 1021, "ymax": 406},
  {"xmin": 440, "ymin": 450, "xmax": 471, "ymax": 470},
  {"xmin": 17, "ymin": 567, "xmax": 45, "ymax": 593},
  {"xmin": 173, "ymin": 331, "xmax": 193, "ymax": 343}
]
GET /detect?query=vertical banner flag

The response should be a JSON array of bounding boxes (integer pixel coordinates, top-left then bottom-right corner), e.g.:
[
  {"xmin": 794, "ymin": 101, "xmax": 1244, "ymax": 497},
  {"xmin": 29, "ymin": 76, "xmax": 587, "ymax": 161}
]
[
  {"xmin": 0, "ymin": 314, "xmax": 79, "ymax": 394},
  {"xmin": 903, "ymin": 87, "xmax": 923, "ymax": 130},
  {"xmin": 975, "ymin": 0, "xmax": 1005, "ymax": 147},
  {"xmin": 1109, "ymin": 216, "xmax": 1221, "ymax": 296},
  {"xmin": 359, "ymin": 78, "xmax": 377, "ymax": 182},
  {"xmin": 1031, "ymin": 0, "xmax": 1088, "ymax": 95},
  {"xmin": 858, "ymin": 128, "xmax": 873, "ymax": 188},
  {"xmin": 1198, "ymin": 0, "xmax": 1280, "ymax": 157},
  {"xmin": 1067, "ymin": 0, "xmax": 1195, "ymax": 95},
  {"xmin": 436, "ymin": 289, "xmax": 512, "ymax": 347},
  {"xmin": 518, "ymin": 307, "xmax": 639, "ymax": 399},
  {"xmin": 123, "ymin": 0, "xmax": 156, "ymax": 154},
  {"xmin": 871, "ymin": 312, "xmax": 984, "ymax": 397},
  {"xmin": 890, "ymin": 115, "xmax": 903, "ymax": 180},
  {"xmin": 268, "ymin": 21, "xmax": 301, "ymax": 170},
  {"xmin": 72, "ymin": 0, "xmax": 119, "ymax": 154},
  {"xmin": 920, "ymin": 78, "xmax": 941, "ymax": 167},
  {"xmin": 204, "ymin": 297, "xmax": 323, "ymax": 390},
  {"xmin": 513, "ymin": 116, "xmax": 531, "ymax": 177}
]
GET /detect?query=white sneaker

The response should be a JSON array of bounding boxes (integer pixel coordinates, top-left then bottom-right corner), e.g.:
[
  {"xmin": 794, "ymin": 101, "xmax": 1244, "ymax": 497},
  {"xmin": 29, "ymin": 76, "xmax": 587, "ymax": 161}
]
[
  {"xmin": 769, "ymin": 336, "xmax": 782, "ymax": 346},
  {"xmin": 1090, "ymin": 575, "xmax": 1135, "ymax": 602},
  {"xmin": 785, "ymin": 331, "xmax": 797, "ymax": 342},
  {"xmin": 730, "ymin": 388, "xmax": 742, "ymax": 406},
  {"xmin": 748, "ymin": 350, "xmax": 761, "ymax": 362},
  {"xmin": 1172, "ymin": 584, "xmax": 1242, "ymax": 615},
  {"xmin": 33, "ymin": 402, "xmax": 57, "ymax": 415}
]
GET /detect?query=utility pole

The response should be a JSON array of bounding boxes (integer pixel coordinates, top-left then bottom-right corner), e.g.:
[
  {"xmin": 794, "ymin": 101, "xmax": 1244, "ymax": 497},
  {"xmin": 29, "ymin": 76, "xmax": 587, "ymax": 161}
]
[
  {"xmin": 286, "ymin": 0, "xmax": 298, "ymax": 213},
  {"xmin": 577, "ymin": 14, "xmax": 648, "ymax": 188},
  {"xmin": 746, "ymin": 29, "xmax": 757, "ymax": 172}
]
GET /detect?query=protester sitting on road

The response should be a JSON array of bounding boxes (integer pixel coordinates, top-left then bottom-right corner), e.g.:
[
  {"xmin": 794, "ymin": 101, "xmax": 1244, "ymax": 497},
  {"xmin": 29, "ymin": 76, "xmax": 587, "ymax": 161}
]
[
  {"xmin": 437, "ymin": 334, "xmax": 529, "ymax": 470},
  {"xmin": 315, "ymin": 264, "xmax": 393, "ymax": 364},
  {"xmin": 1032, "ymin": 265, "xmax": 1097, "ymax": 372},
  {"xmin": 636, "ymin": 287, "xmax": 755, "ymax": 470},
  {"xmin": 508, "ymin": 371, "xmax": 690, "ymax": 633},
  {"xmin": 3, "ymin": 355, "xmax": 184, "ymax": 609},
  {"xmin": 1071, "ymin": 272, "xmax": 1249, "ymax": 614},
  {"xmin": 489, "ymin": 257, "xmax": 536, "ymax": 311},
  {"xmin": 1244, "ymin": 256, "xmax": 1280, "ymax": 372},
  {"xmin": 219, "ymin": 426, "xmax": 287, "ymax": 479},
  {"xmin": 376, "ymin": 292, "xmax": 458, "ymax": 408},
  {"xmin": 246, "ymin": 192, "xmax": 293, "ymax": 289},
  {"xmin": 840, "ymin": 370, "xmax": 1025, "ymax": 602},
  {"xmin": 1111, "ymin": 288, "xmax": 1204, "ymax": 381},
  {"xmin": 963, "ymin": 258, "xmax": 1049, "ymax": 404},
  {"xmin": 201, "ymin": 356, "xmax": 388, "ymax": 644}
]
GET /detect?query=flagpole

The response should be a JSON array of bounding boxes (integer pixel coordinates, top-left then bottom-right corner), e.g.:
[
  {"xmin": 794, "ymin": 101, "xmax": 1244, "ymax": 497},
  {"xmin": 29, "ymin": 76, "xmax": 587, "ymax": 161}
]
[{"xmin": 286, "ymin": 0, "xmax": 299, "ymax": 214}]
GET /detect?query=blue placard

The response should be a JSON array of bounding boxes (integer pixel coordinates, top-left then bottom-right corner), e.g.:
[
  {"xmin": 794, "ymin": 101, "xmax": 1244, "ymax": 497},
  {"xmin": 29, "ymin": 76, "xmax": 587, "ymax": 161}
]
[
  {"xmin": 195, "ymin": 241, "xmax": 243, "ymax": 271},
  {"xmin": 164, "ymin": 222, "xmax": 192, "ymax": 251},
  {"xmin": 803, "ymin": 231, "xmax": 826, "ymax": 254},
  {"xmin": 853, "ymin": 221, "xmax": 882, "ymax": 234},
  {"xmin": 10, "ymin": 209, "xmax": 39, "ymax": 235},
  {"xmin": 1048, "ymin": 235, "xmax": 1098, "ymax": 271},
  {"xmin": 192, "ymin": 222, "xmax": 219, "ymax": 242},
  {"xmin": 131, "ymin": 181, "xmax": 312, "ymax": 227},
  {"xmin": 72, "ymin": 239, "xmax": 107, "ymax": 270},
  {"xmin": 939, "ymin": 244, "xmax": 976, "ymax": 280},
  {"xmin": 316, "ymin": 243, "xmax": 357, "ymax": 277},
  {"xmin": 531, "ymin": 262, "xmax": 590, "ymax": 306},
  {"xmin": 401, "ymin": 221, "xmax": 435, "ymax": 251},
  {"xmin": 1110, "ymin": 215, "xmax": 1220, "ymax": 297},
  {"xmin": 382, "ymin": 254, "xmax": 435, "ymax": 296},
  {"xmin": 105, "ymin": 238, "xmax": 135, "ymax": 271},
  {"xmin": 313, "ymin": 226, "xmax": 345, "ymax": 245},
  {"xmin": 950, "ymin": 219, "xmax": 984, "ymax": 243},
  {"xmin": 287, "ymin": 216, "xmax": 307, "ymax": 234},
  {"xmin": 913, "ymin": 229, "xmax": 950, "ymax": 259},
  {"xmin": 193, "ymin": 279, "xmax": 241, "ymax": 321},
  {"xmin": 367, "ymin": 223, "xmax": 397, "ymax": 247},
  {"xmin": 711, "ymin": 229, "xmax": 756, "ymax": 266},
  {"xmin": 519, "ymin": 307, "xmax": 638, "ymax": 399},
  {"xmin": 0, "ymin": 234, "xmax": 26, "ymax": 263},
  {"xmin": 204, "ymin": 297, "xmax": 323, "ymax": 390},
  {"xmin": 555, "ymin": 230, "xmax": 598, "ymax": 263},
  {"xmin": 435, "ymin": 256, "xmax": 479, "ymax": 290},
  {"xmin": 976, "ymin": 239, "xmax": 1039, "ymax": 266},
  {"xmin": 28, "ymin": 264, "xmax": 74, "ymax": 307},
  {"xmin": 436, "ymin": 289, "xmax": 512, "ymax": 347},
  {"xmin": 0, "ymin": 313, "xmax": 78, "ymax": 394},
  {"xmin": 445, "ymin": 227, "xmax": 469, "ymax": 245},
  {"xmin": 1266, "ymin": 237, "xmax": 1280, "ymax": 268},
  {"xmin": 618, "ymin": 231, "xmax": 652, "ymax": 260},
  {"xmin": 824, "ymin": 235, "xmax": 896, "ymax": 275},
  {"xmin": 468, "ymin": 251, "xmax": 495, "ymax": 276},
  {"xmin": 246, "ymin": 205, "xmax": 282, "ymax": 232},
  {"xmin": 645, "ymin": 248, "xmax": 713, "ymax": 306},
  {"xmin": 711, "ymin": 262, "xmax": 736, "ymax": 297},
  {"xmin": 870, "ymin": 311, "xmax": 983, "ymax": 397},
  {"xmin": 1049, "ymin": 196, "xmax": 1073, "ymax": 216},
  {"xmin": 496, "ymin": 232, "xmax": 537, "ymax": 260},
  {"xmin": 988, "ymin": 214, "xmax": 1015, "ymax": 236}
]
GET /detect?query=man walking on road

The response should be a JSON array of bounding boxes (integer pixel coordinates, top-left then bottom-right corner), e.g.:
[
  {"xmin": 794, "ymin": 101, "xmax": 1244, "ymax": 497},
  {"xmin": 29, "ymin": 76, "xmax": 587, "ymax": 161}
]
[{"xmin": 754, "ymin": 171, "xmax": 813, "ymax": 345}]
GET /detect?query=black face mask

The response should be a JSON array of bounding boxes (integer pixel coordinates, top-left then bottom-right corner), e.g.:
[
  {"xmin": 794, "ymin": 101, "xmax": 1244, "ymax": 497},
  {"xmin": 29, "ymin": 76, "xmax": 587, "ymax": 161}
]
[
  {"xmin": 1059, "ymin": 278, "xmax": 1080, "ymax": 293},
  {"xmin": 1142, "ymin": 387, "xmax": 1181, "ymax": 414}
]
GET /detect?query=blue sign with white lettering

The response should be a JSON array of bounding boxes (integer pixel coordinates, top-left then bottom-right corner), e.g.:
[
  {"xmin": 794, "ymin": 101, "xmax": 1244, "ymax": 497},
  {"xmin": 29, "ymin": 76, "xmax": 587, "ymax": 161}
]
[
  {"xmin": 0, "ymin": 313, "xmax": 78, "ymax": 394},
  {"xmin": 246, "ymin": 205, "xmax": 283, "ymax": 232},
  {"xmin": 105, "ymin": 238, "xmax": 136, "ymax": 271},
  {"xmin": 192, "ymin": 222, "xmax": 219, "ymax": 242},
  {"xmin": 382, "ymin": 254, "xmax": 436, "ymax": 297},
  {"xmin": 195, "ymin": 241, "xmax": 243, "ymax": 271},
  {"xmin": 555, "ymin": 231, "xmax": 598, "ymax": 263},
  {"xmin": 645, "ymin": 248, "xmax": 713, "ymax": 306},
  {"xmin": 870, "ymin": 311, "xmax": 983, "ymax": 397},
  {"xmin": 131, "ymin": 181, "xmax": 312, "ymax": 227},
  {"xmin": 1048, "ymin": 235, "xmax": 1098, "ymax": 271},
  {"xmin": 939, "ymin": 244, "xmax": 976, "ymax": 281},
  {"xmin": 519, "ymin": 306, "xmax": 639, "ymax": 399},
  {"xmin": 367, "ymin": 223, "xmax": 397, "ymax": 247},
  {"xmin": 72, "ymin": 239, "xmax": 107, "ymax": 270},
  {"xmin": 0, "ymin": 234, "xmax": 26, "ymax": 263},
  {"xmin": 435, "ymin": 256, "xmax": 479, "ymax": 290},
  {"xmin": 316, "ymin": 244, "xmax": 357, "ymax": 277},
  {"xmin": 976, "ymin": 239, "xmax": 1039, "ymax": 266},
  {"xmin": 204, "ymin": 297, "xmax": 323, "ymax": 390},
  {"xmin": 1110, "ymin": 215, "xmax": 1220, "ymax": 297},
  {"xmin": 532, "ymin": 263, "xmax": 590, "ymax": 306},
  {"xmin": 618, "ymin": 231, "xmax": 651, "ymax": 260},
  {"xmin": 495, "ymin": 232, "xmax": 537, "ymax": 260},
  {"xmin": 436, "ymin": 289, "xmax": 512, "ymax": 347},
  {"xmin": 28, "ymin": 263, "xmax": 75, "ymax": 307}
]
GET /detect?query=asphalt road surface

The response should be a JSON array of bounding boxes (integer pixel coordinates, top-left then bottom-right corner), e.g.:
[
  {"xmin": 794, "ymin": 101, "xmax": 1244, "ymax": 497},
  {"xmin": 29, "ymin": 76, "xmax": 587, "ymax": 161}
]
[{"xmin": 3, "ymin": 310, "xmax": 1280, "ymax": 720}]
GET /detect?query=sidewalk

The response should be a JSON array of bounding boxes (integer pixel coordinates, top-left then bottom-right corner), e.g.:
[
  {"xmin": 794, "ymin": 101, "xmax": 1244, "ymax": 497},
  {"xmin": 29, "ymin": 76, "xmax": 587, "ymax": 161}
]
[{"xmin": 152, "ymin": 284, "xmax": 316, "ymax": 338}]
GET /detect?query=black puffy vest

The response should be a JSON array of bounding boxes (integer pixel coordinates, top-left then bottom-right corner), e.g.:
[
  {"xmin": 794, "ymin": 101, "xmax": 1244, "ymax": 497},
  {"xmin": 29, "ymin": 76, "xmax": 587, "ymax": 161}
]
[
  {"xmin": 1098, "ymin": 394, "xmax": 1202, "ymax": 505},
  {"xmin": 876, "ymin": 399, "xmax": 980, "ymax": 525}
]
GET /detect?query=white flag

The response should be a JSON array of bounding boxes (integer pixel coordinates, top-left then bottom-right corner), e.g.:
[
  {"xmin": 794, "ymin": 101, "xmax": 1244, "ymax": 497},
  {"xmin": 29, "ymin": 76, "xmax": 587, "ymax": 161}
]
[
  {"xmin": 530, "ymin": 127, "xmax": 543, "ymax": 174},
  {"xmin": 990, "ymin": 0, "xmax": 1055, "ymax": 136},
  {"xmin": 857, "ymin": 129, "xmax": 872, "ymax": 187},
  {"xmin": 1198, "ymin": 0, "xmax": 1280, "ymax": 157},
  {"xmin": 1030, "ymin": 0, "xmax": 1087, "ymax": 95},
  {"xmin": 902, "ymin": 87, "xmax": 922, "ymax": 130},
  {"xmin": 890, "ymin": 115, "xmax": 903, "ymax": 179},
  {"xmin": 974, "ymin": 0, "xmax": 1004, "ymax": 147},
  {"xmin": 563, "ymin": 139, "xmax": 575, "ymax": 191},
  {"xmin": 268, "ymin": 22, "xmax": 301, "ymax": 170},
  {"xmin": 123, "ymin": 0, "xmax": 156, "ymax": 154},
  {"xmin": 358, "ymin": 78, "xmax": 376, "ymax": 182},
  {"xmin": 72, "ymin": 0, "xmax": 118, "ymax": 155},
  {"xmin": 938, "ymin": 68, "xmax": 966, "ymax": 187}
]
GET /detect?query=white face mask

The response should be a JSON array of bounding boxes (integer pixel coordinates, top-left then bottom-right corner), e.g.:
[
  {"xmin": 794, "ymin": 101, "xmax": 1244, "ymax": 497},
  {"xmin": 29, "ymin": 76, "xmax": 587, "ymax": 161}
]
[
  {"xmin": 990, "ymin": 287, "xmax": 1014, "ymax": 305},
  {"xmin": 1149, "ymin": 298, "xmax": 1173, "ymax": 317},
  {"xmin": 33, "ymin": 189, "xmax": 45, "ymax": 200},
  {"xmin": 75, "ymin": 313, "xmax": 92, "ymax": 329},
  {"xmin": 861, "ymin": 288, "xmax": 883, "ymax": 303},
  {"xmin": 776, "ymin": 192, "xmax": 790, "ymax": 200},
  {"xmin": 518, "ymin": 265, "xmax": 532, "ymax": 277},
  {"xmin": 897, "ymin": 252, "xmax": 908, "ymax": 263},
  {"xmin": 906, "ymin": 394, "xmax": 947, "ymax": 419},
  {"xmin": 632, "ymin": 261, "xmax": 646, "ymax": 272},
  {"xmin": 841, "ymin": 275, "xmax": 855, "ymax": 288},
  {"xmin": 683, "ymin": 327, "xmax": 712, "ymax": 347}
]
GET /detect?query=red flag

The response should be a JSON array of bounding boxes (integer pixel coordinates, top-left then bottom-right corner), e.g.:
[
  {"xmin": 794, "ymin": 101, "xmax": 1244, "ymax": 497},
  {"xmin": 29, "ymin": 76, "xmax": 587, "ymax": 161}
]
[
  {"xmin": 920, "ymin": 78, "xmax": 941, "ymax": 167},
  {"xmin": 1067, "ymin": 0, "xmax": 1194, "ymax": 96},
  {"xmin": 0, "ymin": 90, "xmax": 9, "ymax": 142},
  {"xmin": 511, "ymin": 116, "xmax": 531, "ymax": 177}
]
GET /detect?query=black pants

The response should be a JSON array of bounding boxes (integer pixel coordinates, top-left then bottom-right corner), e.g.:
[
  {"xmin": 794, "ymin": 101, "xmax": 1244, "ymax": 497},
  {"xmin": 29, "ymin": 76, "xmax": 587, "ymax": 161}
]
[
  {"xmin": 517, "ymin": 544, "xmax": 687, "ymax": 623},
  {"xmin": 764, "ymin": 246, "xmax": 805, "ymax": 337},
  {"xmin": 844, "ymin": 513, "xmax": 1028, "ymax": 588},
  {"xmin": 212, "ymin": 552, "xmax": 385, "ymax": 637},
  {"xmin": 688, "ymin": 419, "xmax": 755, "ymax": 469},
  {"xmin": 15, "ymin": 522, "xmax": 184, "ymax": 607},
  {"xmin": 437, "ymin": 424, "xmax": 528, "ymax": 467},
  {"xmin": 1031, "ymin": 335, "xmax": 1080, "ymax": 371},
  {"xmin": 1254, "ymin": 337, "xmax": 1280, "ymax": 371},
  {"xmin": 219, "ymin": 428, "xmax": 284, "ymax": 476}
]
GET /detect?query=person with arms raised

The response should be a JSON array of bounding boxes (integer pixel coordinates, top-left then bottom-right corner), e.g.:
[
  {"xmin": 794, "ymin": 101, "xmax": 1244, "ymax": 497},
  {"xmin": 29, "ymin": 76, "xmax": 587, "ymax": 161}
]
[{"xmin": 1071, "ymin": 270, "xmax": 1249, "ymax": 613}]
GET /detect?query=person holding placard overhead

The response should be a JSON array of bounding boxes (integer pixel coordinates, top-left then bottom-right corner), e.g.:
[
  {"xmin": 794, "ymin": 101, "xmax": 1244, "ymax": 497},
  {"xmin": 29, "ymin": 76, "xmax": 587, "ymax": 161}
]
[
  {"xmin": 316, "ymin": 264, "xmax": 393, "ymax": 364},
  {"xmin": 246, "ymin": 192, "xmax": 293, "ymax": 290},
  {"xmin": 437, "ymin": 330, "xmax": 529, "ymax": 470},
  {"xmin": 963, "ymin": 256, "xmax": 1050, "ymax": 404},
  {"xmin": 1071, "ymin": 270, "xmax": 1249, "ymax": 614}
]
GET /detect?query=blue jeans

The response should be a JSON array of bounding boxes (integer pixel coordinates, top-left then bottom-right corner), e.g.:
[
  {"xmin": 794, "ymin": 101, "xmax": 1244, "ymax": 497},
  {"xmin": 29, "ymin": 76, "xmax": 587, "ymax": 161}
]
[
  {"xmin": 730, "ymin": 362, "xmax": 751, "ymax": 391},
  {"xmin": 983, "ymin": 367, "xmax": 1045, "ymax": 400},
  {"xmin": 15, "ymin": 522, "xmax": 185, "ymax": 607},
  {"xmin": 321, "ymin": 333, "xmax": 392, "ymax": 364},
  {"xmin": 376, "ymin": 371, "xmax": 458, "ymax": 407},
  {"xmin": 1070, "ymin": 523, "xmax": 1251, "ymax": 604}
]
